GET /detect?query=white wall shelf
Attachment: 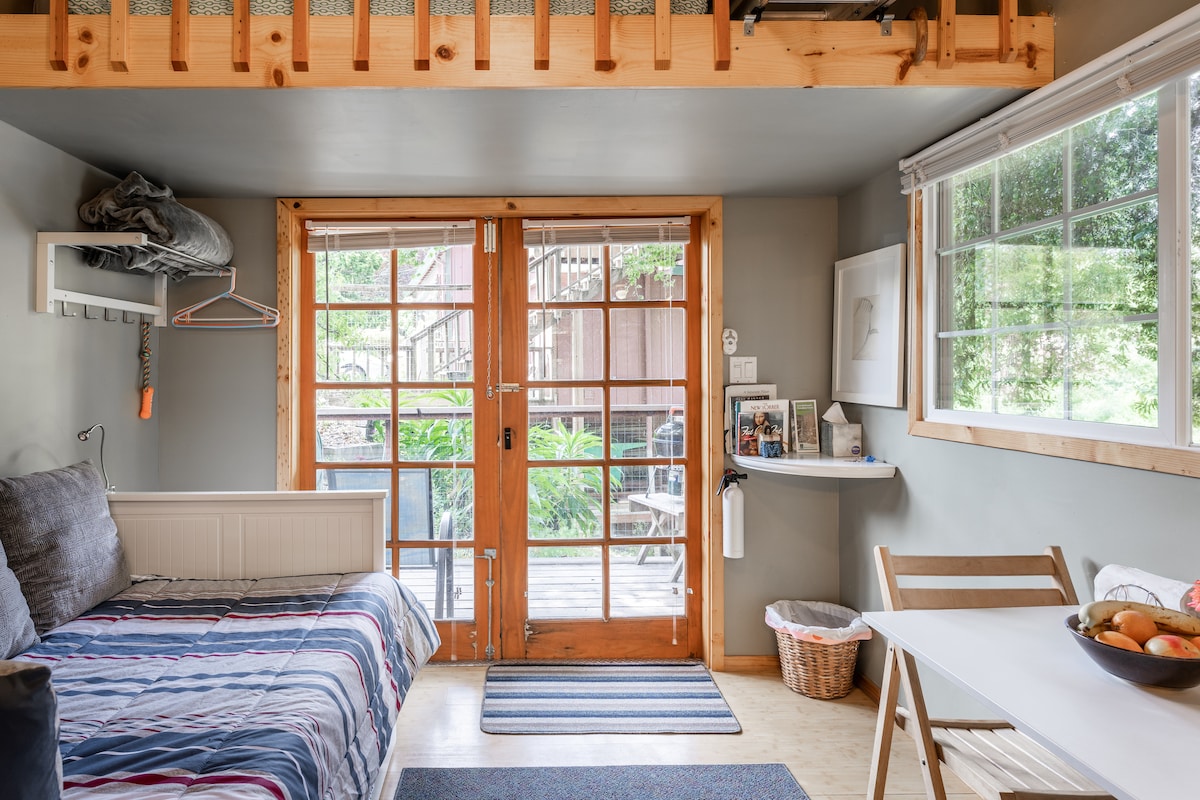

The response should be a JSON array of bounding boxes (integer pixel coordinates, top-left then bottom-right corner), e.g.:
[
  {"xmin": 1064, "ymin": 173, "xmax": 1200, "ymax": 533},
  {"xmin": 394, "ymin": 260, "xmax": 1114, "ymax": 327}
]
[
  {"xmin": 730, "ymin": 452, "xmax": 896, "ymax": 478},
  {"xmin": 36, "ymin": 232, "xmax": 229, "ymax": 327}
]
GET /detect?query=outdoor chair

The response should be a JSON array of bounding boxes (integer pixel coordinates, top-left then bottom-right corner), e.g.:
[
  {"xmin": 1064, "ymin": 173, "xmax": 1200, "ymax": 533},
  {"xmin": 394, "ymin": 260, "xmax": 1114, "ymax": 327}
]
[{"xmin": 867, "ymin": 545, "xmax": 1114, "ymax": 800}]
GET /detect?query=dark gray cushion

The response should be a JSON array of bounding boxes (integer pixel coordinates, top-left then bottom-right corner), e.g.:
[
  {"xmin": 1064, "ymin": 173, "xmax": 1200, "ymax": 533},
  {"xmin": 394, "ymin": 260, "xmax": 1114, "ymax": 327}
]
[
  {"xmin": 0, "ymin": 461, "xmax": 130, "ymax": 634},
  {"xmin": 0, "ymin": 660, "xmax": 61, "ymax": 799},
  {"xmin": 0, "ymin": 542, "xmax": 39, "ymax": 659}
]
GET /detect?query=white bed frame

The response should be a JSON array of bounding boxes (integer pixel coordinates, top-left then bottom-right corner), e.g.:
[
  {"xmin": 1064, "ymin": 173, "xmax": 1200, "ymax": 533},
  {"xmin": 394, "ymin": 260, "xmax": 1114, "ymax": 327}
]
[{"xmin": 107, "ymin": 490, "xmax": 387, "ymax": 579}]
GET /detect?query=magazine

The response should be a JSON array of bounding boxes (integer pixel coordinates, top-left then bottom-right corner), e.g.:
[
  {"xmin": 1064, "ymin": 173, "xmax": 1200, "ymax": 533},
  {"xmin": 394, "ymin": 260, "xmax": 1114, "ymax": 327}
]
[
  {"xmin": 723, "ymin": 383, "xmax": 776, "ymax": 454},
  {"xmin": 791, "ymin": 399, "xmax": 819, "ymax": 453},
  {"xmin": 735, "ymin": 398, "xmax": 790, "ymax": 457}
]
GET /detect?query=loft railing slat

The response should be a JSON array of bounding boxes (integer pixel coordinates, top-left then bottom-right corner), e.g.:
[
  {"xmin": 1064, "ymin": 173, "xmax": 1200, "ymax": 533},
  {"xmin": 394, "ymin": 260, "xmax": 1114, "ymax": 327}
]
[
  {"xmin": 595, "ymin": 0, "xmax": 611, "ymax": 71},
  {"xmin": 293, "ymin": 0, "xmax": 311, "ymax": 70},
  {"xmin": 171, "ymin": 0, "xmax": 190, "ymax": 71},
  {"xmin": 475, "ymin": 0, "xmax": 491, "ymax": 69}
]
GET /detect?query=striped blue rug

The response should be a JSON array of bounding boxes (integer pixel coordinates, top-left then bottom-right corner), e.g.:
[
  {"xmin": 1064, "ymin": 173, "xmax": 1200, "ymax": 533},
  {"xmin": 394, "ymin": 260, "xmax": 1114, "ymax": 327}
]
[
  {"xmin": 479, "ymin": 661, "xmax": 741, "ymax": 734},
  {"xmin": 396, "ymin": 764, "xmax": 809, "ymax": 799}
]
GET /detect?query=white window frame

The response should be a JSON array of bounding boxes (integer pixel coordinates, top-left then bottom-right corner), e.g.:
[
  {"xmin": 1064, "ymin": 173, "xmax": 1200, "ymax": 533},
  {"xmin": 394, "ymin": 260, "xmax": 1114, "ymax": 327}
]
[{"xmin": 903, "ymin": 6, "xmax": 1200, "ymax": 477}]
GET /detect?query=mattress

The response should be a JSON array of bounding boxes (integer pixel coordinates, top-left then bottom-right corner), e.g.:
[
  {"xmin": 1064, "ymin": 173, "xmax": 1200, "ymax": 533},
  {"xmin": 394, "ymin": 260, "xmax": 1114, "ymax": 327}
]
[
  {"xmin": 66, "ymin": 0, "xmax": 709, "ymax": 16},
  {"xmin": 18, "ymin": 572, "xmax": 440, "ymax": 800}
]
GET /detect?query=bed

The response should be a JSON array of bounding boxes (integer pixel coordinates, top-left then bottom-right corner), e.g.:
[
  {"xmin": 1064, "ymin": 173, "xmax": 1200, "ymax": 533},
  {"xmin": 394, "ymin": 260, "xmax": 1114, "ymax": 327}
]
[{"xmin": 0, "ymin": 462, "xmax": 440, "ymax": 800}]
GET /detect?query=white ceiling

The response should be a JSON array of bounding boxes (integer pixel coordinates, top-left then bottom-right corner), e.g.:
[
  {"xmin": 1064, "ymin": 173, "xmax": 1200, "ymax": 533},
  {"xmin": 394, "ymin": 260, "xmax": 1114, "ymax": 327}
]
[{"xmin": 0, "ymin": 85, "xmax": 1022, "ymax": 198}]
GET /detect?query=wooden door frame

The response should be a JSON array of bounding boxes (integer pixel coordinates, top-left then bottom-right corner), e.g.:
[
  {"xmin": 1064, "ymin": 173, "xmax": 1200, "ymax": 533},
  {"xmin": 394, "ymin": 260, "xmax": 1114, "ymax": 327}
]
[{"xmin": 276, "ymin": 196, "xmax": 728, "ymax": 668}]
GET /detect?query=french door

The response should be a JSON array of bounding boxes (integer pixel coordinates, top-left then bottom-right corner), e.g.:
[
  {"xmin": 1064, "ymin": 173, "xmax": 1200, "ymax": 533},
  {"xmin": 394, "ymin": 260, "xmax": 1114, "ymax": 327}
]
[{"xmin": 300, "ymin": 210, "xmax": 703, "ymax": 661}]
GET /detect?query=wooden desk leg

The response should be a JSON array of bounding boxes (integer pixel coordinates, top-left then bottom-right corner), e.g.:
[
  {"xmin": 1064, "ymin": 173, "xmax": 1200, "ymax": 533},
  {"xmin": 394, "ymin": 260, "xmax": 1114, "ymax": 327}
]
[
  {"xmin": 897, "ymin": 647, "xmax": 950, "ymax": 800},
  {"xmin": 867, "ymin": 642, "xmax": 902, "ymax": 800},
  {"xmin": 636, "ymin": 508, "xmax": 665, "ymax": 564}
]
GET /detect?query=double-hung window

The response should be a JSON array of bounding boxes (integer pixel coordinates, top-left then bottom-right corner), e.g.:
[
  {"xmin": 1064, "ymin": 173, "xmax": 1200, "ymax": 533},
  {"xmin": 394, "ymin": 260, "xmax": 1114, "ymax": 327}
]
[{"xmin": 904, "ymin": 9, "xmax": 1200, "ymax": 476}]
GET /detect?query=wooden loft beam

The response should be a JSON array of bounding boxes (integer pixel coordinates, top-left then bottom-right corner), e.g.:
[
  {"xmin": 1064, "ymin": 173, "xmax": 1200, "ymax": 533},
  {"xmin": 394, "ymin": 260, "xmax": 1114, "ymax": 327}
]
[{"xmin": 0, "ymin": 14, "xmax": 1053, "ymax": 90}]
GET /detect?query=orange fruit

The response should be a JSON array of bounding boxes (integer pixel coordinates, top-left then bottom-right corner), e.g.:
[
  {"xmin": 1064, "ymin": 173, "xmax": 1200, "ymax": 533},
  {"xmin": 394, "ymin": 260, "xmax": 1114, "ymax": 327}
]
[
  {"xmin": 1110, "ymin": 609, "xmax": 1159, "ymax": 645},
  {"xmin": 1095, "ymin": 630, "xmax": 1143, "ymax": 653}
]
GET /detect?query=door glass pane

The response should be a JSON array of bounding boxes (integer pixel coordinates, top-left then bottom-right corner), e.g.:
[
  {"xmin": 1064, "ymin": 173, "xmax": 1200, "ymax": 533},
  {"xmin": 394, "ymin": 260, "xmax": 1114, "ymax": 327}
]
[
  {"xmin": 431, "ymin": 467, "xmax": 475, "ymax": 540},
  {"xmin": 528, "ymin": 245, "xmax": 604, "ymax": 303},
  {"xmin": 316, "ymin": 388, "xmax": 390, "ymax": 462},
  {"xmin": 398, "ymin": 310, "xmax": 473, "ymax": 382},
  {"xmin": 610, "ymin": 243, "xmax": 685, "ymax": 301},
  {"xmin": 395, "ymin": 389, "xmax": 473, "ymax": 461},
  {"xmin": 528, "ymin": 309, "xmax": 603, "ymax": 381},
  {"xmin": 316, "ymin": 468, "xmax": 391, "ymax": 540},
  {"xmin": 397, "ymin": 244, "xmax": 474, "ymax": 303},
  {"xmin": 613, "ymin": 483, "xmax": 685, "ymax": 541},
  {"xmin": 527, "ymin": 546, "xmax": 601, "ymax": 618},
  {"xmin": 610, "ymin": 544, "xmax": 685, "ymax": 617},
  {"xmin": 611, "ymin": 386, "xmax": 686, "ymax": 460},
  {"xmin": 316, "ymin": 309, "xmax": 391, "ymax": 382},
  {"xmin": 314, "ymin": 249, "xmax": 390, "ymax": 303},
  {"xmin": 528, "ymin": 466, "xmax": 604, "ymax": 540},
  {"xmin": 398, "ymin": 546, "xmax": 474, "ymax": 621},
  {"xmin": 609, "ymin": 308, "xmax": 686, "ymax": 380},
  {"xmin": 528, "ymin": 387, "xmax": 603, "ymax": 460}
]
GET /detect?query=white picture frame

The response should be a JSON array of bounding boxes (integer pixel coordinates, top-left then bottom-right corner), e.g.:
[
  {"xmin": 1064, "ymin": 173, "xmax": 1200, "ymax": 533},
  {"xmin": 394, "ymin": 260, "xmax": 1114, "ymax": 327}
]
[{"xmin": 831, "ymin": 243, "xmax": 906, "ymax": 408}]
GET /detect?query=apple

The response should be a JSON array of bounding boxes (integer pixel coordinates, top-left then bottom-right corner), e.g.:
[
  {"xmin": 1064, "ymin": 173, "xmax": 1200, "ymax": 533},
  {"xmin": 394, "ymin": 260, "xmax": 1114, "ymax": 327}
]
[{"xmin": 1143, "ymin": 634, "xmax": 1200, "ymax": 659}]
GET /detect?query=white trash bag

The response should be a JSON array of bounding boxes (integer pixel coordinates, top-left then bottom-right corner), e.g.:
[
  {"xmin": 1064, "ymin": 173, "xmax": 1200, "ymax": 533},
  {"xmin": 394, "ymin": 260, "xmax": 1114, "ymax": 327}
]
[{"xmin": 765, "ymin": 600, "xmax": 873, "ymax": 644}]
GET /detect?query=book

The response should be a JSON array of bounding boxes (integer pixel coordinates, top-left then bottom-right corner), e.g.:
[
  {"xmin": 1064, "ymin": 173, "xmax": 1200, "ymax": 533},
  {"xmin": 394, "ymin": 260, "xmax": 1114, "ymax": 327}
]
[
  {"xmin": 735, "ymin": 398, "xmax": 790, "ymax": 457},
  {"xmin": 791, "ymin": 399, "xmax": 819, "ymax": 453},
  {"xmin": 723, "ymin": 384, "xmax": 776, "ymax": 454}
]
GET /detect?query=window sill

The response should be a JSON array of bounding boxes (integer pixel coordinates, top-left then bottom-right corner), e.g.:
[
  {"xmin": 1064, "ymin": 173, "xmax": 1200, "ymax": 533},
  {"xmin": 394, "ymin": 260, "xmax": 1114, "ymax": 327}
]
[{"xmin": 908, "ymin": 418, "xmax": 1200, "ymax": 479}]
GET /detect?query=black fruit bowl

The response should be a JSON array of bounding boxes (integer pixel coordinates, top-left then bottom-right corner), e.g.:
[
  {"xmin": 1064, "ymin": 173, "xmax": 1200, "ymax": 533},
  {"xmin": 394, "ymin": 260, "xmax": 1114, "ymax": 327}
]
[{"xmin": 1066, "ymin": 615, "xmax": 1200, "ymax": 690}]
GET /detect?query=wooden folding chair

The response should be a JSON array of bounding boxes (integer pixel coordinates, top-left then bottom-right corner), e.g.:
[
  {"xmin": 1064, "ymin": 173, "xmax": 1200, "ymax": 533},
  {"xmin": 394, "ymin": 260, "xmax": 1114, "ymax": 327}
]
[{"xmin": 866, "ymin": 545, "xmax": 1114, "ymax": 800}]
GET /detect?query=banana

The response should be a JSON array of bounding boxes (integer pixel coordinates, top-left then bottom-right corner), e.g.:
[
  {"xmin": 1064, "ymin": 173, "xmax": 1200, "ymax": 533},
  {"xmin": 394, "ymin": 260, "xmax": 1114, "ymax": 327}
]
[{"xmin": 1076, "ymin": 599, "xmax": 1200, "ymax": 638}]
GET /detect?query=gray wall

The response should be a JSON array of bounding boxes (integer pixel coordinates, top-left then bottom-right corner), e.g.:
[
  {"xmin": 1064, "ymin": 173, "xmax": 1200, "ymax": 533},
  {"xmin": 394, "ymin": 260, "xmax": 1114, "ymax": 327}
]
[
  {"xmin": 721, "ymin": 198, "xmax": 843, "ymax": 655},
  {"xmin": 0, "ymin": 123, "xmax": 160, "ymax": 490},
  {"xmin": 156, "ymin": 199, "xmax": 279, "ymax": 491},
  {"xmin": 836, "ymin": 0, "xmax": 1200, "ymax": 714}
]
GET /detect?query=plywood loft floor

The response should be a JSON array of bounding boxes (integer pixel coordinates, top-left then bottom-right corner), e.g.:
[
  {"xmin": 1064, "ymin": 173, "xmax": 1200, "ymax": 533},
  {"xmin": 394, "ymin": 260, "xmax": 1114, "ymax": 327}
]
[{"xmin": 378, "ymin": 664, "xmax": 977, "ymax": 800}]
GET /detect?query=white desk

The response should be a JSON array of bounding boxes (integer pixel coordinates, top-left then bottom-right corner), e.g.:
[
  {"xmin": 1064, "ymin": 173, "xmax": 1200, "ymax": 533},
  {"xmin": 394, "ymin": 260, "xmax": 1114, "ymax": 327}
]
[
  {"xmin": 627, "ymin": 492, "xmax": 685, "ymax": 582},
  {"xmin": 863, "ymin": 605, "xmax": 1200, "ymax": 800}
]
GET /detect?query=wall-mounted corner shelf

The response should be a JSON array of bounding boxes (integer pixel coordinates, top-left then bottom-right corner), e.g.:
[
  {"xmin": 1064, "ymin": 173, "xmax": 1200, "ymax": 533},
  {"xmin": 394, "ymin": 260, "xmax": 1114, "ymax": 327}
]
[
  {"xmin": 730, "ymin": 452, "xmax": 896, "ymax": 479},
  {"xmin": 36, "ymin": 232, "xmax": 229, "ymax": 327}
]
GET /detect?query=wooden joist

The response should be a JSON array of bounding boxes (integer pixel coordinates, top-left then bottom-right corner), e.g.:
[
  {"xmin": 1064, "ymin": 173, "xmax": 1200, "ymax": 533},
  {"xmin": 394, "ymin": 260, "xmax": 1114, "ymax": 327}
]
[
  {"xmin": 293, "ymin": 0, "xmax": 310, "ymax": 70},
  {"xmin": 938, "ymin": 0, "xmax": 955, "ymax": 69},
  {"xmin": 170, "ymin": 0, "xmax": 188, "ymax": 70},
  {"xmin": 475, "ymin": 0, "xmax": 490, "ymax": 69},
  {"xmin": 654, "ymin": 0, "xmax": 669, "ymax": 70},
  {"xmin": 353, "ymin": 0, "xmax": 369, "ymax": 70},
  {"xmin": 998, "ymin": 0, "xmax": 1017, "ymax": 63},
  {"xmin": 233, "ymin": 0, "xmax": 249, "ymax": 71},
  {"xmin": 110, "ymin": 0, "xmax": 129, "ymax": 70},
  {"xmin": 0, "ymin": 14, "xmax": 1052, "ymax": 90},
  {"xmin": 595, "ymin": 0, "xmax": 611, "ymax": 71}
]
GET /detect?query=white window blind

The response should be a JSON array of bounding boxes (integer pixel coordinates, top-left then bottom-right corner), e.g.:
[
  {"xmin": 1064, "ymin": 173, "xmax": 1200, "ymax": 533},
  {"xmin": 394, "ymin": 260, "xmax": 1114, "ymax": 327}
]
[
  {"xmin": 900, "ymin": 5, "xmax": 1200, "ymax": 194},
  {"xmin": 522, "ymin": 217, "xmax": 691, "ymax": 247},
  {"xmin": 305, "ymin": 220, "xmax": 477, "ymax": 252}
]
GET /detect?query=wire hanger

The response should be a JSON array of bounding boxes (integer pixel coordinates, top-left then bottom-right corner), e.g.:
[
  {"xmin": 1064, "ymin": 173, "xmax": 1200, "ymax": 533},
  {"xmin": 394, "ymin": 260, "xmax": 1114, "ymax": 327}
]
[{"xmin": 171, "ymin": 267, "xmax": 280, "ymax": 329}]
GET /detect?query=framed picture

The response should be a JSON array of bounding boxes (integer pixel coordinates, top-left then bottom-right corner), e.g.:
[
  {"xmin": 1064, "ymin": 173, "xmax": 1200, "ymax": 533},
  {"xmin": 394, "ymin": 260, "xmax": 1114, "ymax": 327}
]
[
  {"xmin": 791, "ymin": 399, "xmax": 819, "ymax": 452},
  {"xmin": 831, "ymin": 243, "xmax": 906, "ymax": 408}
]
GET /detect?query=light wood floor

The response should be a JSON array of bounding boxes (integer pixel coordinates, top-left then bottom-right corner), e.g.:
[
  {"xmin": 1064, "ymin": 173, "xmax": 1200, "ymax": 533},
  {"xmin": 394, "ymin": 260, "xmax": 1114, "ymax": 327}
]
[{"xmin": 377, "ymin": 663, "xmax": 977, "ymax": 800}]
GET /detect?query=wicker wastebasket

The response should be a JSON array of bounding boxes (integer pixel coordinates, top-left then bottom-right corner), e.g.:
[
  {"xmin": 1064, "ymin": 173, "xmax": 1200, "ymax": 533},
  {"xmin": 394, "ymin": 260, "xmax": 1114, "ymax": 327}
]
[{"xmin": 766, "ymin": 600, "xmax": 871, "ymax": 700}]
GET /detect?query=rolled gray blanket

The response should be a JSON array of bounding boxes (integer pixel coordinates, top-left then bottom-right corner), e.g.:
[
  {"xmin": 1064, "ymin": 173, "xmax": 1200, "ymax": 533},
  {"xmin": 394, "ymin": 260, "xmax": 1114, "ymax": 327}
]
[{"xmin": 79, "ymin": 172, "xmax": 233, "ymax": 280}]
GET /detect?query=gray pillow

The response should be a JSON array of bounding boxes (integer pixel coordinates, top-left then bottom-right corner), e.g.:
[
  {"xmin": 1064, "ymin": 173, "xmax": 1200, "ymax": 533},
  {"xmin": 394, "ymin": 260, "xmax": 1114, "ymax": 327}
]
[
  {"xmin": 0, "ymin": 461, "xmax": 131, "ymax": 634},
  {"xmin": 0, "ymin": 660, "xmax": 61, "ymax": 799},
  {"xmin": 0, "ymin": 542, "xmax": 38, "ymax": 658}
]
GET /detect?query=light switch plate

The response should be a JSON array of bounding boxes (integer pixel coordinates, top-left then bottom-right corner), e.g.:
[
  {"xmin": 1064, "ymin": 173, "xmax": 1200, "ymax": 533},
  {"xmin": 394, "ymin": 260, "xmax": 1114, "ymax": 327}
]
[{"xmin": 729, "ymin": 356, "xmax": 758, "ymax": 384}]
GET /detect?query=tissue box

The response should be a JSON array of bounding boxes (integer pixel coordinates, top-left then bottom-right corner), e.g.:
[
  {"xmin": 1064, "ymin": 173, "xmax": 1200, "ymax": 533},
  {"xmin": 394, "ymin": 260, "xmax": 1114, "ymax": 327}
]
[{"xmin": 820, "ymin": 421, "xmax": 862, "ymax": 458}]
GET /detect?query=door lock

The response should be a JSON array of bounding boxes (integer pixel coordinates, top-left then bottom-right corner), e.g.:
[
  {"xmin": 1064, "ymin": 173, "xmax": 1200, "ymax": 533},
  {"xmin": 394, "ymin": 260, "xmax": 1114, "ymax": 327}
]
[{"xmin": 504, "ymin": 427, "xmax": 512, "ymax": 450}]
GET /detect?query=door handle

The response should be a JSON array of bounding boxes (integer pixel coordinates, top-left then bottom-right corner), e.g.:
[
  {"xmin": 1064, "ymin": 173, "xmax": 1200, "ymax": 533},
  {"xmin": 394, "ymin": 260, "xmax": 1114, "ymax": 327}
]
[{"xmin": 504, "ymin": 427, "xmax": 512, "ymax": 450}]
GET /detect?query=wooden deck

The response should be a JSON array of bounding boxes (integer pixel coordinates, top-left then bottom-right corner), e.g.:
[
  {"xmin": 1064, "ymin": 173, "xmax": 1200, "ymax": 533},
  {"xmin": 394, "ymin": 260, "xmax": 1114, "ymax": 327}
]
[{"xmin": 395, "ymin": 551, "xmax": 685, "ymax": 621}]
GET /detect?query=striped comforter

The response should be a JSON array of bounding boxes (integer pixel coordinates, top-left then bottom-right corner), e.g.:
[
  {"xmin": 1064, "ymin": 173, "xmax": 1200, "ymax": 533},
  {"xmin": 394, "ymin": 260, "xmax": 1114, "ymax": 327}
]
[{"xmin": 18, "ymin": 572, "xmax": 440, "ymax": 800}]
